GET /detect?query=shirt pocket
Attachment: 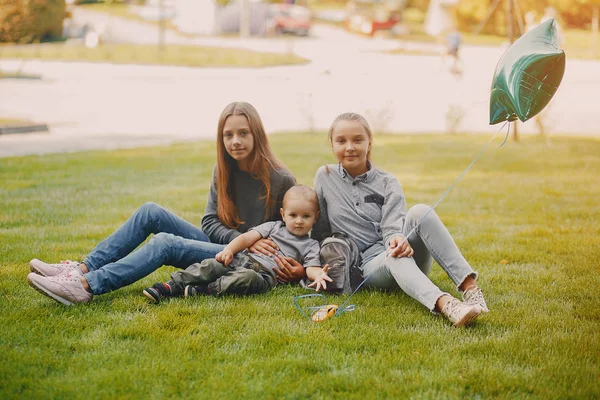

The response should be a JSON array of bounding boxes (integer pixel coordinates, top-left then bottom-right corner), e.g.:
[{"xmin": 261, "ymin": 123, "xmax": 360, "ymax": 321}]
[{"xmin": 362, "ymin": 193, "xmax": 383, "ymax": 222}]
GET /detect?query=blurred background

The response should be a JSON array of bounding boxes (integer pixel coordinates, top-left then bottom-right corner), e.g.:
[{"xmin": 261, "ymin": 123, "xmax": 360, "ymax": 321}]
[{"xmin": 1, "ymin": 0, "xmax": 599, "ymax": 156}]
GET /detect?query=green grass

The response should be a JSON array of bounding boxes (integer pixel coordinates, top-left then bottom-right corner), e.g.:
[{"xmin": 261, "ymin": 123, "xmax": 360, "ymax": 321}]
[
  {"xmin": 1, "ymin": 133, "xmax": 599, "ymax": 399},
  {"xmin": 0, "ymin": 43, "xmax": 307, "ymax": 68},
  {"xmin": 0, "ymin": 70, "xmax": 42, "ymax": 80},
  {"xmin": 0, "ymin": 118, "xmax": 33, "ymax": 126}
]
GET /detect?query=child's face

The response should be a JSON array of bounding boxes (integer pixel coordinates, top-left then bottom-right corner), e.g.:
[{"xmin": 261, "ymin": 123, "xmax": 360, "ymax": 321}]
[
  {"xmin": 280, "ymin": 197, "xmax": 319, "ymax": 237},
  {"xmin": 331, "ymin": 120, "xmax": 371, "ymax": 175},
  {"xmin": 223, "ymin": 115, "xmax": 254, "ymax": 165}
]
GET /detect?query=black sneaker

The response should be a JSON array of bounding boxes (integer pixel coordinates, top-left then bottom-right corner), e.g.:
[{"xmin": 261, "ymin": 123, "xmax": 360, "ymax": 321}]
[
  {"xmin": 184, "ymin": 285, "xmax": 209, "ymax": 298},
  {"xmin": 143, "ymin": 283, "xmax": 172, "ymax": 303}
]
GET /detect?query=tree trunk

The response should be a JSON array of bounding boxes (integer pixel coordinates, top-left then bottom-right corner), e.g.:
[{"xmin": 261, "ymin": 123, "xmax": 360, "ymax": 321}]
[
  {"xmin": 240, "ymin": 0, "xmax": 250, "ymax": 38},
  {"xmin": 506, "ymin": 0, "xmax": 518, "ymax": 141},
  {"xmin": 593, "ymin": 5, "xmax": 599, "ymax": 59}
]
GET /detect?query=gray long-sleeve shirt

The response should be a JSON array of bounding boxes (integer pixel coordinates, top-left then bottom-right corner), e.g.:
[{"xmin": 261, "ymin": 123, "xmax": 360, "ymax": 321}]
[
  {"xmin": 201, "ymin": 166, "xmax": 296, "ymax": 244},
  {"xmin": 312, "ymin": 163, "xmax": 406, "ymax": 263}
]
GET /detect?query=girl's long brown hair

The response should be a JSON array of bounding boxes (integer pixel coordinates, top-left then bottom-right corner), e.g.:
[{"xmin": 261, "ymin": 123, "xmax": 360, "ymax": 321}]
[{"xmin": 215, "ymin": 102, "xmax": 288, "ymax": 229}]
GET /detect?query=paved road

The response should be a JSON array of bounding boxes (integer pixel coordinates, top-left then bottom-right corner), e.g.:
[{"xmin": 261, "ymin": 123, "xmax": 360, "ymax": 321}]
[{"xmin": 1, "ymin": 19, "xmax": 598, "ymax": 158}]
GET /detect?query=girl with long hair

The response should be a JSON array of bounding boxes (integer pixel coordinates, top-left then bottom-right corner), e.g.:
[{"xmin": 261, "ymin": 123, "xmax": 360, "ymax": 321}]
[{"xmin": 27, "ymin": 102, "xmax": 298, "ymax": 305}]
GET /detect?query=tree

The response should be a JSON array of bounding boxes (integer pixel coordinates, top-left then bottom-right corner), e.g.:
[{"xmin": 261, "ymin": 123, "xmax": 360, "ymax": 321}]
[
  {"xmin": 0, "ymin": 0, "xmax": 66, "ymax": 43},
  {"xmin": 437, "ymin": 0, "xmax": 600, "ymax": 35}
]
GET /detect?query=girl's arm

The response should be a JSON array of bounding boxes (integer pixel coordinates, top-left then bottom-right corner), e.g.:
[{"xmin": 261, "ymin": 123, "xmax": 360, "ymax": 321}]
[
  {"xmin": 311, "ymin": 168, "xmax": 332, "ymax": 242},
  {"xmin": 381, "ymin": 176, "xmax": 413, "ymax": 258},
  {"xmin": 380, "ymin": 177, "xmax": 407, "ymax": 246},
  {"xmin": 249, "ymin": 169, "xmax": 296, "ymax": 256},
  {"xmin": 216, "ymin": 230, "xmax": 263, "ymax": 265},
  {"xmin": 201, "ymin": 170, "xmax": 241, "ymax": 244},
  {"xmin": 272, "ymin": 170, "xmax": 296, "ymax": 218}
]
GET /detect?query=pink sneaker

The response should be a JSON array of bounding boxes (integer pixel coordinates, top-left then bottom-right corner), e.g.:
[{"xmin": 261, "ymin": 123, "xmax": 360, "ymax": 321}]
[
  {"xmin": 30, "ymin": 258, "xmax": 81, "ymax": 277},
  {"xmin": 27, "ymin": 270, "xmax": 91, "ymax": 306}
]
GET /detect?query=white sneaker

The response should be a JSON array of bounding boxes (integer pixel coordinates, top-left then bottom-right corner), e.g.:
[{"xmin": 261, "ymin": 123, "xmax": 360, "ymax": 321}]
[
  {"xmin": 30, "ymin": 259, "xmax": 81, "ymax": 277},
  {"xmin": 441, "ymin": 298, "xmax": 481, "ymax": 327},
  {"xmin": 27, "ymin": 270, "xmax": 91, "ymax": 306},
  {"xmin": 462, "ymin": 286, "xmax": 489, "ymax": 313}
]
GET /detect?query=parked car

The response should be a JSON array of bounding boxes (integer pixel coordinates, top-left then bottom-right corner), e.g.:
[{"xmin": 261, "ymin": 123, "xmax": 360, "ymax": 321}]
[
  {"xmin": 345, "ymin": 0, "xmax": 403, "ymax": 36},
  {"xmin": 268, "ymin": 4, "xmax": 312, "ymax": 36}
]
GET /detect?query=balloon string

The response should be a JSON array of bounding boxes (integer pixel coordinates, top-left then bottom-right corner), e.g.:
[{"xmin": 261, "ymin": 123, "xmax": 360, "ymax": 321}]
[
  {"xmin": 333, "ymin": 127, "xmax": 508, "ymax": 319},
  {"xmin": 294, "ymin": 294, "xmax": 325, "ymax": 322},
  {"xmin": 498, "ymin": 121, "xmax": 511, "ymax": 147}
]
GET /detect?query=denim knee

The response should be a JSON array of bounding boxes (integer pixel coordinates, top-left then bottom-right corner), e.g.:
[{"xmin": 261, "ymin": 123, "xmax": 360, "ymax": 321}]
[
  {"xmin": 407, "ymin": 204, "xmax": 435, "ymax": 222},
  {"xmin": 137, "ymin": 202, "xmax": 164, "ymax": 219},
  {"xmin": 149, "ymin": 232, "xmax": 175, "ymax": 248},
  {"xmin": 408, "ymin": 204, "xmax": 439, "ymax": 231}
]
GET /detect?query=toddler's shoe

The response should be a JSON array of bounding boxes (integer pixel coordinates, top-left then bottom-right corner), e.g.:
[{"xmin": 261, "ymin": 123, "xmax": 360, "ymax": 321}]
[
  {"xmin": 462, "ymin": 286, "xmax": 489, "ymax": 313},
  {"xmin": 27, "ymin": 270, "xmax": 91, "ymax": 306},
  {"xmin": 30, "ymin": 258, "xmax": 81, "ymax": 277},
  {"xmin": 143, "ymin": 283, "xmax": 173, "ymax": 303},
  {"xmin": 441, "ymin": 298, "xmax": 481, "ymax": 327},
  {"xmin": 184, "ymin": 285, "xmax": 210, "ymax": 298}
]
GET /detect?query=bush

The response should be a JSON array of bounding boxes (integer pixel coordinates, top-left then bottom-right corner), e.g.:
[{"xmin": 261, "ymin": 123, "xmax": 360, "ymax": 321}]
[{"xmin": 0, "ymin": 0, "xmax": 66, "ymax": 43}]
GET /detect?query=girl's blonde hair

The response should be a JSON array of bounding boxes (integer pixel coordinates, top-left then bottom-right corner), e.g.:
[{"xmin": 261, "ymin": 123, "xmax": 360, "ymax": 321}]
[{"xmin": 215, "ymin": 101, "xmax": 288, "ymax": 229}]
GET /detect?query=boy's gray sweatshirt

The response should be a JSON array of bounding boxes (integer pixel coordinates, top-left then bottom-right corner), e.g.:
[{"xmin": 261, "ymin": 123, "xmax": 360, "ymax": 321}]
[
  {"xmin": 312, "ymin": 163, "xmax": 406, "ymax": 263},
  {"xmin": 201, "ymin": 166, "xmax": 296, "ymax": 244}
]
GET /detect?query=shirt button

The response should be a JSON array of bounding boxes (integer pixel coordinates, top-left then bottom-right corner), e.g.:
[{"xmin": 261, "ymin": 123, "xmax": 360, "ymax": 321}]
[
  {"xmin": 352, "ymin": 182, "xmax": 357, "ymax": 186},
  {"xmin": 355, "ymin": 202, "xmax": 360, "ymax": 206}
]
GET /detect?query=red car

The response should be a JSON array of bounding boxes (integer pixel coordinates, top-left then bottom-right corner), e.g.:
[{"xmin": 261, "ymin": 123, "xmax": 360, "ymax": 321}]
[
  {"xmin": 268, "ymin": 4, "xmax": 312, "ymax": 36},
  {"xmin": 345, "ymin": 0, "xmax": 402, "ymax": 36}
]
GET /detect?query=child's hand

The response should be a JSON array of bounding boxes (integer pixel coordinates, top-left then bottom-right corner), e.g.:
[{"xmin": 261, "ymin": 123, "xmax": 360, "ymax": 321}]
[
  {"xmin": 308, "ymin": 264, "xmax": 333, "ymax": 292},
  {"xmin": 216, "ymin": 250, "xmax": 234, "ymax": 266}
]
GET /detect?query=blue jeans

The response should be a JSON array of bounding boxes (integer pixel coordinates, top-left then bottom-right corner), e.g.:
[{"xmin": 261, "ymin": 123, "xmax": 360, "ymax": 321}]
[
  {"xmin": 361, "ymin": 204, "xmax": 477, "ymax": 311},
  {"xmin": 83, "ymin": 202, "xmax": 225, "ymax": 295}
]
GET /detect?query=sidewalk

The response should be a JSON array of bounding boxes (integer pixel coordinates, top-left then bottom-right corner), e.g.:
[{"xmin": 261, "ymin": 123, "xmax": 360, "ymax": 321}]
[{"xmin": 1, "ymin": 23, "xmax": 598, "ymax": 158}]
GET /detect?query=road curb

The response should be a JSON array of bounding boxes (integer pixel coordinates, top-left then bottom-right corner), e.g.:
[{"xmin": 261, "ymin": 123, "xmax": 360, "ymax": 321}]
[{"xmin": 0, "ymin": 124, "xmax": 49, "ymax": 135}]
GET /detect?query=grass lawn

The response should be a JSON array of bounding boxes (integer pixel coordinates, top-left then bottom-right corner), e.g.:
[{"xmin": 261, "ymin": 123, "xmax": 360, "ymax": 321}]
[
  {"xmin": 0, "ymin": 43, "xmax": 307, "ymax": 68},
  {"xmin": 1, "ymin": 133, "xmax": 599, "ymax": 399},
  {"xmin": 0, "ymin": 70, "xmax": 42, "ymax": 80},
  {"xmin": 0, "ymin": 118, "xmax": 33, "ymax": 126}
]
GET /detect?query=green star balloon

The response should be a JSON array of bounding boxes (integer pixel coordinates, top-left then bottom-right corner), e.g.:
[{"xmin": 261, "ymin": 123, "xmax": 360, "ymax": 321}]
[{"xmin": 489, "ymin": 18, "xmax": 566, "ymax": 125}]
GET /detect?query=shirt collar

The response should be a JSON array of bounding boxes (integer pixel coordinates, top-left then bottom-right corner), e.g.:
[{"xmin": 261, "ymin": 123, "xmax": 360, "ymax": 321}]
[{"xmin": 337, "ymin": 161, "xmax": 374, "ymax": 182}]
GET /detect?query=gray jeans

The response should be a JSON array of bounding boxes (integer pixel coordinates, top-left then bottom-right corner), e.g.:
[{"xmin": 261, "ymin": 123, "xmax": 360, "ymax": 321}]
[
  {"xmin": 361, "ymin": 204, "xmax": 477, "ymax": 311},
  {"xmin": 169, "ymin": 253, "xmax": 277, "ymax": 297}
]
